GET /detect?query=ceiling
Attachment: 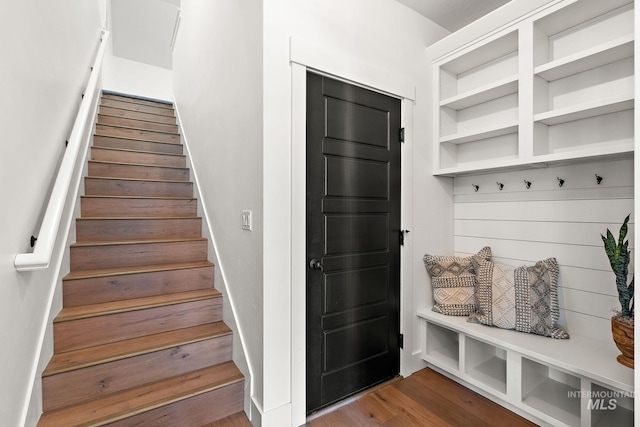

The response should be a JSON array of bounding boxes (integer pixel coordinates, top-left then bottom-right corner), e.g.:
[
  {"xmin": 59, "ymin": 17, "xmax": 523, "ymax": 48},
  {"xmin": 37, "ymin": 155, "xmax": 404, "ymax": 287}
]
[
  {"xmin": 109, "ymin": 0, "xmax": 510, "ymax": 70},
  {"xmin": 395, "ymin": 0, "xmax": 511, "ymax": 32}
]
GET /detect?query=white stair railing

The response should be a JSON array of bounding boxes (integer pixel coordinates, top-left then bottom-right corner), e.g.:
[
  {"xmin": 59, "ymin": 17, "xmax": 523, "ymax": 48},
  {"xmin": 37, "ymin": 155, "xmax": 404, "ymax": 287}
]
[{"xmin": 14, "ymin": 30, "xmax": 110, "ymax": 272}]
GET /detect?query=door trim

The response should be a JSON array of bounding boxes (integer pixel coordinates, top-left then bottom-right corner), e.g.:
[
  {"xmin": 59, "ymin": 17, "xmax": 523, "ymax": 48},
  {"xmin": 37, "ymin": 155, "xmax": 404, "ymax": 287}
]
[{"xmin": 291, "ymin": 40, "xmax": 416, "ymax": 425}]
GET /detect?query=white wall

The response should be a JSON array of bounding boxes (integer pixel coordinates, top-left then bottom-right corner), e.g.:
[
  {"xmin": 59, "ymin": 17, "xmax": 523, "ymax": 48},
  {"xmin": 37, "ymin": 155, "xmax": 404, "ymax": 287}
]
[
  {"xmin": 263, "ymin": 1, "xmax": 450, "ymax": 425},
  {"xmin": 452, "ymin": 159, "xmax": 634, "ymax": 343},
  {"xmin": 102, "ymin": 55, "xmax": 173, "ymax": 101},
  {"xmin": 0, "ymin": 1, "xmax": 105, "ymax": 426},
  {"xmin": 171, "ymin": 0, "xmax": 263, "ymax": 421}
]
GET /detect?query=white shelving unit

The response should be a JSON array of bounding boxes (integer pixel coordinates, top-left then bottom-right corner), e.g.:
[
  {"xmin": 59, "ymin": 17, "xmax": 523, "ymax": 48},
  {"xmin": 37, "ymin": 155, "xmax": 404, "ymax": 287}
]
[
  {"xmin": 418, "ymin": 309, "xmax": 634, "ymax": 427},
  {"xmin": 429, "ymin": 0, "xmax": 635, "ymax": 175}
]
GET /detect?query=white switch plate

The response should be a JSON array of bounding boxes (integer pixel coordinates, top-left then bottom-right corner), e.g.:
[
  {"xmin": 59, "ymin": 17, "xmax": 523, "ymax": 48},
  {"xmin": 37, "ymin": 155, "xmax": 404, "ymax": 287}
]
[{"xmin": 242, "ymin": 210, "xmax": 252, "ymax": 231}]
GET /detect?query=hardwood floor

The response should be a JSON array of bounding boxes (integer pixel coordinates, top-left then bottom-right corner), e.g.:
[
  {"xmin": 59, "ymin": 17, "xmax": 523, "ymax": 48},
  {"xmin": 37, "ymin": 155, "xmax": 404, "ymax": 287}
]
[
  {"xmin": 208, "ymin": 367, "xmax": 538, "ymax": 427},
  {"xmin": 304, "ymin": 368, "xmax": 537, "ymax": 427}
]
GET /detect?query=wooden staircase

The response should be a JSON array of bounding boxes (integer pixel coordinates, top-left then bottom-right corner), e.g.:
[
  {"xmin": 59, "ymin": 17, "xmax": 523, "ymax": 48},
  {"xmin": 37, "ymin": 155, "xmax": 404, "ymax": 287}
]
[{"xmin": 38, "ymin": 93, "xmax": 245, "ymax": 426}]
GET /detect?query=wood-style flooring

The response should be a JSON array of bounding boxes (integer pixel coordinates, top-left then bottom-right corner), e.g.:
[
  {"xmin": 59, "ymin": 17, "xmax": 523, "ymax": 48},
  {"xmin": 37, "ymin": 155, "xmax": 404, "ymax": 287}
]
[{"xmin": 211, "ymin": 367, "xmax": 538, "ymax": 427}]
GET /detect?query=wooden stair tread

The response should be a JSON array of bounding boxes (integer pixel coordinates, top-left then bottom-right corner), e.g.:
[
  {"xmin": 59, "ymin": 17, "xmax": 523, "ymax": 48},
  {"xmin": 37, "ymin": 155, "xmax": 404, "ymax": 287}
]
[
  {"xmin": 82, "ymin": 194, "xmax": 196, "ymax": 200},
  {"xmin": 76, "ymin": 215, "xmax": 201, "ymax": 221},
  {"xmin": 44, "ymin": 322, "xmax": 231, "ymax": 376},
  {"xmin": 98, "ymin": 112, "xmax": 177, "ymax": 126},
  {"xmin": 85, "ymin": 176, "xmax": 190, "ymax": 184},
  {"xmin": 38, "ymin": 361, "xmax": 243, "ymax": 427},
  {"xmin": 102, "ymin": 92, "xmax": 174, "ymax": 109},
  {"xmin": 55, "ymin": 288, "xmax": 221, "ymax": 323},
  {"xmin": 64, "ymin": 260, "xmax": 214, "ymax": 281},
  {"xmin": 88, "ymin": 160, "xmax": 188, "ymax": 171},
  {"xmin": 96, "ymin": 122, "xmax": 180, "ymax": 136},
  {"xmin": 98, "ymin": 107, "xmax": 178, "ymax": 125},
  {"xmin": 91, "ymin": 146, "xmax": 186, "ymax": 158},
  {"xmin": 93, "ymin": 134, "xmax": 182, "ymax": 148},
  {"xmin": 71, "ymin": 236, "xmax": 207, "ymax": 248}
]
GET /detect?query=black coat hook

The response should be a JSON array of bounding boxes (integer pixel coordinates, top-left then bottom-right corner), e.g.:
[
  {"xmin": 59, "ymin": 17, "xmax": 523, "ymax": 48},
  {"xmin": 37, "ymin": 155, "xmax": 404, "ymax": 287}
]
[
  {"xmin": 30, "ymin": 235, "xmax": 37, "ymax": 248},
  {"xmin": 524, "ymin": 180, "xmax": 532, "ymax": 189},
  {"xmin": 595, "ymin": 174, "xmax": 603, "ymax": 185},
  {"xmin": 472, "ymin": 184, "xmax": 479, "ymax": 192},
  {"xmin": 496, "ymin": 182, "xmax": 504, "ymax": 190},
  {"xmin": 557, "ymin": 177, "xmax": 565, "ymax": 187}
]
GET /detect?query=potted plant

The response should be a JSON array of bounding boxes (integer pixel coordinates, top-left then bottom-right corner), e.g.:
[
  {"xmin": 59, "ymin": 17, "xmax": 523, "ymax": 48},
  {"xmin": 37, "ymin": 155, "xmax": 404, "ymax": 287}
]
[{"xmin": 601, "ymin": 214, "xmax": 634, "ymax": 368}]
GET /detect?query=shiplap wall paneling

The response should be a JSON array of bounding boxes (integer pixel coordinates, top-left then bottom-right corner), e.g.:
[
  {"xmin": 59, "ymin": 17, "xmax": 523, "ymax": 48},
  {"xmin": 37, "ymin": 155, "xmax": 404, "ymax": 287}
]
[{"xmin": 452, "ymin": 158, "xmax": 633, "ymax": 342}]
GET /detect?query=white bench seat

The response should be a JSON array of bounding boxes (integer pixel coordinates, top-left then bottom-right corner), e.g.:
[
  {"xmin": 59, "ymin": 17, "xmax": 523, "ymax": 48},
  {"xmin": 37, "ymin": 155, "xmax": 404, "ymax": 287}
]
[{"xmin": 417, "ymin": 308, "xmax": 634, "ymax": 427}]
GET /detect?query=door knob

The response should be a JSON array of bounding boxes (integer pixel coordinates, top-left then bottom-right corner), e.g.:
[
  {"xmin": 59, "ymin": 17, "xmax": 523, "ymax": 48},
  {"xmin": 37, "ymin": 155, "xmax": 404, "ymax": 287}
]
[{"xmin": 309, "ymin": 259, "xmax": 323, "ymax": 271}]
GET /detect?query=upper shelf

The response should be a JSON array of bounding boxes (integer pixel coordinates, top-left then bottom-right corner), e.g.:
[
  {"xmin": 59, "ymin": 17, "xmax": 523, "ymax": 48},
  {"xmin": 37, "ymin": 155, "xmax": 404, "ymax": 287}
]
[
  {"xmin": 534, "ymin": 94, "xmax": 634, "ymax": 125},
  {"xmin": 440, "ymin": 75, "xmax": 519, "ymax": 110},
  {"xmin": 440, "ymin": 122, "xmax": 518, "ymax": 145},
  {"xmin": 534, "ymin": 35, "xmax": 634, "ymax": 81}
]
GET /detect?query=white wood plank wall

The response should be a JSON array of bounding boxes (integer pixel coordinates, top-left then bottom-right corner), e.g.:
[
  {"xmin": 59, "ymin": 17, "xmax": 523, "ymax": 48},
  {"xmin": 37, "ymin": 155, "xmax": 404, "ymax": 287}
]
[{"xmin": 453, "ymin": 158, "xmax": 634, "ymax": 342}]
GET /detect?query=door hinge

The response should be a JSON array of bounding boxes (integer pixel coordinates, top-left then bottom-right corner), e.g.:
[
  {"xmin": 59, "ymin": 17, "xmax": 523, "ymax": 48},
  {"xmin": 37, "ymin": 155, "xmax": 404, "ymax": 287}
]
[
  {"xmin": 399, "ymin": 127, "xmax": 405, "ymax": 143},
  {"xmin": 400, "ymin": 229, "xmax": 410, "ymax": 246},
  {"xmin": 399, "ymin": 333, "xmax": 404, "ymax": 349}
]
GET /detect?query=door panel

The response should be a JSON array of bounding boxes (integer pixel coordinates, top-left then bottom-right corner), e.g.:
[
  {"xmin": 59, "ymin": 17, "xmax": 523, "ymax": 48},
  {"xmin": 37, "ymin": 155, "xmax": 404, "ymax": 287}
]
[{"xmin": 306, "ymin": 72, "xmax": 401, "ymax": 413}]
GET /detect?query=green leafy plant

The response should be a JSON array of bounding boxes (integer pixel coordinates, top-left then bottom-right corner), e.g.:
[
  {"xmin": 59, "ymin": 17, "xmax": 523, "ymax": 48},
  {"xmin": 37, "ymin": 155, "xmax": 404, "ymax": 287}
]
[{"xmin": 601, "ymin": 214, "xmax": 634, "ymax": 318}]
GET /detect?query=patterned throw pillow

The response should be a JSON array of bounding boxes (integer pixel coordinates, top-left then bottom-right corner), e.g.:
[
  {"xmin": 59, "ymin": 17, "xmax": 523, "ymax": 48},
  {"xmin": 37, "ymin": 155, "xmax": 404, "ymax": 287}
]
[
  {"xmin": 423, "ymin": 247, "xmax": 491, "ymax": 316},
  {"xmin": 469, "ymin": 257, "xmax": 569, "ymax": 339}
]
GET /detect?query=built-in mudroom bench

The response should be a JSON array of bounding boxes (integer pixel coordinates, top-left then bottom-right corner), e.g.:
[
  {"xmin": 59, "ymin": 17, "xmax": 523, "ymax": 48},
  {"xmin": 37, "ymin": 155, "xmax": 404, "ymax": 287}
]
[
  {"xmin": 421, "ymin": 0, "xmax": 636, "ymax": 425},
  {"xmin": 417, "ymin": 310, "xmax": 633, "ymax": 426}
]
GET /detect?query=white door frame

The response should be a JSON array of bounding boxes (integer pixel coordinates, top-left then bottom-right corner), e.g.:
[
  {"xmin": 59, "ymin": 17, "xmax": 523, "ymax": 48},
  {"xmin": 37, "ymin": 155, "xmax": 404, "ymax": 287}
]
[{"xmin": 289, "ymin": 37, "xmax": 415, "ymax": 426}]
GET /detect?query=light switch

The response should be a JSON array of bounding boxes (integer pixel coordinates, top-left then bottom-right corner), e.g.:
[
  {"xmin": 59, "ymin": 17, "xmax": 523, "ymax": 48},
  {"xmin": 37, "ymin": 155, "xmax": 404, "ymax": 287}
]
[{"xmin": 242, "ymin": 210, "xmax": 252, "ymax": 231}]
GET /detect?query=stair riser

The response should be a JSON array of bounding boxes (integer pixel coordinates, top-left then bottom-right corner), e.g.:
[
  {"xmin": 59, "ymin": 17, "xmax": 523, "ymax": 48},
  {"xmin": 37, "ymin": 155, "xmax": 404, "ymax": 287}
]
[
  {"xmin": 99, "ymin": 106, "xmax": 177, "ymax": 125},
  {"xmin": 54, "ymin": 298, "xmax": 222, "ymax": 352},
  {"xmin": 84, "ymin": 178, "xmax": 193, "ymax": 198},
  {"xmin": 102, "ymin": 94, "xmax": 174, "ymax": 110},
  {"xmin": 98, "ymin": 114, "xmax": 179, "ymax": 134},
  {"xmin": 88, "ymin": 162, "xmax": 189, "ymax": 182},
  {"xmin": 96, "ymin": 124, "xmax": 180, "ymax": 144},
  {"xmin": 76, "ymin": 218, "xmax": 202, "ymax": 242},
  {"xmin": 93, "ymin": 135, "xmax": 183, "ymax": 155},
  {"xmin": 63, "ymin": 265, "xmax": 214, "ymax": 307},
  {"xmin": 43, "ymin": 335, "xmax": 232, "ymax": 411},
  {"xmin": 91, "ymin": 147, "xmax": 186, "ymax": 168},
  {"xmin": 71, "ymin": 240, "xmax": 208, "ymax": 270},
  {"xmin": 101, "ymin": 98, "xmax": 175, "ymax": 117},
  {"xmin": 81, "ymin": 197, "xmax": 197, "ymax": 218},
  {"xmin": 106, "ymin": 380, "xmax": 244, "ymax": 427}
]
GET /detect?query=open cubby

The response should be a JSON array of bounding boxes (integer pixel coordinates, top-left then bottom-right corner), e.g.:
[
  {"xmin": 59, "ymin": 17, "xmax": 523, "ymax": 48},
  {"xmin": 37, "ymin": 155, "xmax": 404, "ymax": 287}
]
[
  {"xmin": 464, "ymin": 337, "xmax": 507, "ymax": 394},
  {"xmin": 532, "ymin": 0, "xmax": 633, "ymax": 70},
  {"xmin": 439, "ymin": 31, "xmax": 518, "ymax": 101},
  {"xmin": 521, "ymin": 358, "xmax": 581, "ymax": 426},
  {"xmin": 590, "ymin": 383, "xmax": 634, "ymax": 427},
  {"xmin": 425, "ymin": 322, "xmax": 459, "ymax": 371}
]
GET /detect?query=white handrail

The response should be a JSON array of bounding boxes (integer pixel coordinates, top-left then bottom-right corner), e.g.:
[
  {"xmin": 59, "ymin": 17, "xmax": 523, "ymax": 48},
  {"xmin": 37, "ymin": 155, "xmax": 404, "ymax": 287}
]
[{"xmin": 14, "ymin": 30, "xmax": 110, "ymax": 272}]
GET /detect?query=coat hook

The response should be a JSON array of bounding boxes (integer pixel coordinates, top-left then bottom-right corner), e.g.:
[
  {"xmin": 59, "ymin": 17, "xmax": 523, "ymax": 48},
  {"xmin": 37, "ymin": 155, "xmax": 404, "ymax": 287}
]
[
  {"xmin": 524, "ymin": 180, "xmax": 532, "ymax": 189},
  {"xmin": 496, "ymin": 182, "xmax": 504, "ymax": 190},
  {"xmin": 557, "ymin": 177, "xmax": 565, "ymax": 187},
  {"xmin": 472, "ymin": 184, "xmax": 479, "ymax": 192},
  {"xmin": 595, "ymin": 174, "xmax": 603, "ymax": 185}
]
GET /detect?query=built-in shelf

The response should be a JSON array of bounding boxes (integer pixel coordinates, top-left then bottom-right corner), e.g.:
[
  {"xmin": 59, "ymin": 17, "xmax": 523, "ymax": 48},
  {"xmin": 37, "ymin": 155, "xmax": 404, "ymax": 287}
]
[
  {"xmin": 430, "ymin": 0, "xmax": 635, "ymax": 176},
  {"xmin": 534, "ymin": 95, "xmax": 634, "ymax": 125},
  {"xmin": 534, "ymin": 35, "xmax": 634, "ymax": 81},
  {"xmin": 440, "ymin": 75, "xmax": 519, "ymax": 110},
  {"xmin": 440, "ymin": 122, "xmax": 518, "ymax": 145}
]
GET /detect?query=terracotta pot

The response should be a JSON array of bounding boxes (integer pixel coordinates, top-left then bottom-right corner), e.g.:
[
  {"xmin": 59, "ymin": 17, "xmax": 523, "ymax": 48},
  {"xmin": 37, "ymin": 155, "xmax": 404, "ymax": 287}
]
[{"xmin": 611, "ymin": 316, "xmax": 634, "ymax": 369}]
